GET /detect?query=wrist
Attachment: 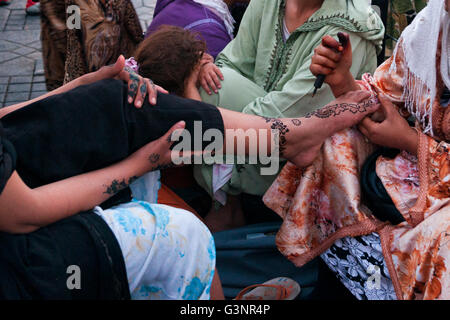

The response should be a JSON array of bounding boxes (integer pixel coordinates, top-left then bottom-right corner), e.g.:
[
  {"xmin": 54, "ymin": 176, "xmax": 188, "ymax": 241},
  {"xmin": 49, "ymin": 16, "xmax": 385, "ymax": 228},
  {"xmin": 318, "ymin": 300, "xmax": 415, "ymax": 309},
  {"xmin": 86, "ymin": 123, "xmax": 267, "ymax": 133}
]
[
  {"xmin": 404, "ymin": 127, "xmax": 419, "ymax": 156},
  {"xmin": 330, "ymin": 71, "xmax": 358, "ymax": 97}
]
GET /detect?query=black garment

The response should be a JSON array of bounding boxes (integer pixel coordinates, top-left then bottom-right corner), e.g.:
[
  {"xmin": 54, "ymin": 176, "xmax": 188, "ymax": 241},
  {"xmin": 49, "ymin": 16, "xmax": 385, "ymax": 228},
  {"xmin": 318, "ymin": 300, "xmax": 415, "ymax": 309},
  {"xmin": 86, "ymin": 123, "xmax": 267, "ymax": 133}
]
[
  {"xmin": 0, "ymin": 123, "xmax": 16, "ymax": 194},
  {"xmin": 0, "ymin": 79, "xmax": 225, "ymax": 299},
  {"xmin": 2, "ymin": 78, "xmax": 225, "ymax": 208},
  {"xmin": 360, "ymin": 148, "xmax": 406, "ymax": 225},
  {"xmin": 0, "ymin": 212, "xmax": 130, "ymax": 300}
]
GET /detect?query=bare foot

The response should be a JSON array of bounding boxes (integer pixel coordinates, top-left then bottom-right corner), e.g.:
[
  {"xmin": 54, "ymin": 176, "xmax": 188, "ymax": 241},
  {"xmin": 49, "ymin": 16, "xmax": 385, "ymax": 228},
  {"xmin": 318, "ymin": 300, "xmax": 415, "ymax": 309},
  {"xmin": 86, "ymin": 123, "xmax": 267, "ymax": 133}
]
[
  {"xmin": 283, "ymin": 90, "xmax": 380, "ymax": 168},
  {"xmin": 204, "ymin": 195, "xmax": 246, "ymax": 233}
]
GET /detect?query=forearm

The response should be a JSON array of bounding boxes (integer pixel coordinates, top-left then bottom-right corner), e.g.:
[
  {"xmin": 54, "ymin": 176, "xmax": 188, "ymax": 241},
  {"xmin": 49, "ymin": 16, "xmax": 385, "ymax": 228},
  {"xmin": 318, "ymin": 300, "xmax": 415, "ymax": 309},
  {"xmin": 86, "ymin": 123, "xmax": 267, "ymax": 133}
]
[
  {"xmin": 0, "ymin": 145, "xmax": 157, "ymax": 234},
  {"xmin": 184, "ymin": 83, "xmax": 202, "ymax": 101}
]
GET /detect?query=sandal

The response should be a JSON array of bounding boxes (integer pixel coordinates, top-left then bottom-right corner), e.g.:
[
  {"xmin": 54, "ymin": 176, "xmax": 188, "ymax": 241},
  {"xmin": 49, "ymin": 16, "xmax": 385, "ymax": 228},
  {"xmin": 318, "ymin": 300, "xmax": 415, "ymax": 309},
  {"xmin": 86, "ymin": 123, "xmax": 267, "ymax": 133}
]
[{"xmin": 235, "ymin": 277, "xmax": 301, "ymax": 300}]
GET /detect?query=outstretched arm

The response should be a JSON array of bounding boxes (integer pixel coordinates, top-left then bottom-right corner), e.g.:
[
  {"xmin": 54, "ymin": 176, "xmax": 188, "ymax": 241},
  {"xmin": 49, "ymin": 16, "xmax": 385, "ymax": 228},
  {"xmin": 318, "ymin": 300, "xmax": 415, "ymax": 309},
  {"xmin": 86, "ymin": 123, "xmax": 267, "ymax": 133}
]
[
  {"xmin": 0, "ymin": 56, "xmax": 166, "ymax": 119},
  {"xmin": 0, "ymin": 122, "xmax": 183, "ymax": 234}
]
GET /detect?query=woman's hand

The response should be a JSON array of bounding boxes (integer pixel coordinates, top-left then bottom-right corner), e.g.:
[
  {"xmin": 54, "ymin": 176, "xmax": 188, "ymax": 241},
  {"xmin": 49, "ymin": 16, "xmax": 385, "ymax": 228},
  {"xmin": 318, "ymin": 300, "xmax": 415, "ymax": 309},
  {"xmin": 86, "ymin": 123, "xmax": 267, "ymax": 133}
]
[
  {"xmin": 310, "ymin": 34, "xmax": 359, "ymax": 97},
  {"xmin": 199, "ymin": 62, "xmax": 224, "ymax": 95},
  {"xmin": 358, "ymin": 95, "xmax": 418, "ymax": 155},
  {"xmin": 81, "ymin": 55, "xmax": 168, "ymax": 108},
  {"xmin": 133, "ymin": 121, "xmax": 188, "ymax": 172}
]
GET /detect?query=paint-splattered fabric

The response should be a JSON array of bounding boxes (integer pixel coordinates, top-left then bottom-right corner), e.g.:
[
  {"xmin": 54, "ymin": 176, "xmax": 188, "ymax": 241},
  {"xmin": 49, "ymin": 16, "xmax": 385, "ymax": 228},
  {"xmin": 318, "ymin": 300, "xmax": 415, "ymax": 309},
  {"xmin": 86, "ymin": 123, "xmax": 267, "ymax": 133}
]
[
  {"xmin": 94, "ymin": 201, "xmax": 216, "ymax": 300},
  {"xmin": 263, "ymin": 27, "xmax": 450, "ymax": 300}
]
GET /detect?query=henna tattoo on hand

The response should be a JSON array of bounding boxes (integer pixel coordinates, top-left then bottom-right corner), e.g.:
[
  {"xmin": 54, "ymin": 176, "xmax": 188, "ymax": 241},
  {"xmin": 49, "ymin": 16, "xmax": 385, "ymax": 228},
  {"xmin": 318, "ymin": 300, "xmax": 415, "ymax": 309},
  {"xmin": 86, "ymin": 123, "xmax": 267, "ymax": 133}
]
[
  {"xmin": 291, "ymin": 119, "xmax": 302, "ymax": 126},
  {"xmin": 139, "ymin": 82, "xmax": 147, "ymax": 98},
  {"xmin": 125, "ymin": 66, "xmax": 140, "ymax": 102},
  {"xmin": 103, "ymin": 176, "xmax": 139, "ymax": 195},
  {"xmin": 262, "ymin": 116, "xmax": 289, "ymax": 155},
  {"xmin": 305, "ymin": 98, "xmax": 378, "ymax": 119}
]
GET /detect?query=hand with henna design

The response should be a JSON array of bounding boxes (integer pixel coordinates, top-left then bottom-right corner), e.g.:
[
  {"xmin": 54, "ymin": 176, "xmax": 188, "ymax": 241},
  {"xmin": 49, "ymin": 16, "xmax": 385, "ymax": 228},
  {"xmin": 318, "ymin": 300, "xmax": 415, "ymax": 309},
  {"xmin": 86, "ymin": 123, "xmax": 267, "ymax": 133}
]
[{"xmin": 80, "ymin": 55, "xmax": 168, "ymax": 108}]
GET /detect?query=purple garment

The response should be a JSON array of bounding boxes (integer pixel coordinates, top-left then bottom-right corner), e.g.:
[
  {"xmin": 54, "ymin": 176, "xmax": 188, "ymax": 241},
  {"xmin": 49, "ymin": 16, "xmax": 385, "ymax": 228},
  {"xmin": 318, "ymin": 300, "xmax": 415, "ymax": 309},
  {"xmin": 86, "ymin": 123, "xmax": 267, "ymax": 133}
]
[{"xmin": 146, "ymin": 0, "xmax": 232, "ymax": 59}]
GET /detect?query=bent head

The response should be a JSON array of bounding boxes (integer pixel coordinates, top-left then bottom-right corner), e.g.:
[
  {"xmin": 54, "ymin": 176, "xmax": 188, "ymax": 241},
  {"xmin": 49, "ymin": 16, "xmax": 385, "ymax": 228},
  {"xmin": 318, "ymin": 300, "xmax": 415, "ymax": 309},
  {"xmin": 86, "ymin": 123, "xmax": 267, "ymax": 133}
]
[{"xmin": 135, "ymin": 26, "xmax": 206, "ymax": 97}]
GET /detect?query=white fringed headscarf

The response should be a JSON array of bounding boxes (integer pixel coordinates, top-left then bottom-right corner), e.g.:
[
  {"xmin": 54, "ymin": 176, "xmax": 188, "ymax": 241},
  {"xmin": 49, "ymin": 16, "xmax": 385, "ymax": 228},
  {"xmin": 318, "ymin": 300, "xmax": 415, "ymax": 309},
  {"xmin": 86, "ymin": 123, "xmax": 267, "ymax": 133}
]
[
  {"xmin": 390, "ymin": 0, "xmax": 449, "ymax": 136},
  {"xmin": 193, "ymin": 0, "xmax": 235, "ymax": 38}
]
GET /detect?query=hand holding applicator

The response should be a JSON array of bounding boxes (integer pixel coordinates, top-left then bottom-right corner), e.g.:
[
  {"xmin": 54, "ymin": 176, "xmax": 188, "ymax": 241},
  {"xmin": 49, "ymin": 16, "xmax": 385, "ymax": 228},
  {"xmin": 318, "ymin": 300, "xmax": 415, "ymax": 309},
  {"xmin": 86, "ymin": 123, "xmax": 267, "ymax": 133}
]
[{"xmin": 312, "ymin": 32, "xmax": 350, "ymax": 97}]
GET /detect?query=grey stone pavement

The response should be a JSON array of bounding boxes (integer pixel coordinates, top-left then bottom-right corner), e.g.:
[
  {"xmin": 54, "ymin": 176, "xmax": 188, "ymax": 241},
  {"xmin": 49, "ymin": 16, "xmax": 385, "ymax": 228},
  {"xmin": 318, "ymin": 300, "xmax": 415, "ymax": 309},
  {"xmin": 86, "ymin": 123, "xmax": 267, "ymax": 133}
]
[{"xmin": 0, "ymin": 0, "xmax": 156, "ymax": 108}]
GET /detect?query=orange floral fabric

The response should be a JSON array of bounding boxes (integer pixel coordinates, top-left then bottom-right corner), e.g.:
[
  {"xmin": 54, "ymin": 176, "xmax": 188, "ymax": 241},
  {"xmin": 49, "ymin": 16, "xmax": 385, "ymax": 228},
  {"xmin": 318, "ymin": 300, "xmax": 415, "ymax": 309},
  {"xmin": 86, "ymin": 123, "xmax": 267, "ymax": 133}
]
[{"xmin": 263, "ymin": 38, "xmax": 450, "ymax": 299}]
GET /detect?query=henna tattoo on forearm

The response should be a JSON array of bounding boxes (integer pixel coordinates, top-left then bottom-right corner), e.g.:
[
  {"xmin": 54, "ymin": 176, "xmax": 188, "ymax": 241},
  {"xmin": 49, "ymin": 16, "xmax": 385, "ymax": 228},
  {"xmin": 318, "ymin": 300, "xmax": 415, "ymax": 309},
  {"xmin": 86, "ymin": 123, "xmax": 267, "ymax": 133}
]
[
  {"xmin": 291, "ymin": 119, "xmax": 302, "ymax": 126},
  {"xmin": 148, "ymin": 152, "xmax": 174, "ymax": 171},
  {"xmin": 305, "ymin": 98, "xmax": 378, "ymax": 119},
  {"xmin": 103, "ymin": 176, "xmax": 139, "ymax": 195},
  {"xmin": 262, "ymin": 117, "xmax": 289, "ymax": 155}
]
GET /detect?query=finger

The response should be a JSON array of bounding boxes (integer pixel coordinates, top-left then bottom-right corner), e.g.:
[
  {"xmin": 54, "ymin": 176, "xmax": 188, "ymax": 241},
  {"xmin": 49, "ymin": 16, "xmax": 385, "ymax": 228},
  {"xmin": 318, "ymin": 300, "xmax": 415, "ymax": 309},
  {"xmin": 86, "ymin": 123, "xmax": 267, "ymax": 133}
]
[
  {"xmin": 111, "ymin": 55, "xmax": 125, "ymax": 77},
  {"xmin": 315, "ymin": 44, "xmax": 342, "ymax": 62},
  {"xmin": 378, "ymin": 94, "xmax": 395, "ymax": 117},
  {"xmin": 205, "ymin": 74, "xmax": 217, "ymax": 93},
  {"xmin": 127, "ymin": 71, "xmax": 140, "ymax": 104},
  {"xmin": 311, "ymin": 54, "xmax": 338, "ymax": 70},
  {"xmin": 210, "ymin": 71, "xmax": 221, "ymax": 89},
  {"xmin": 201, "ymin": 77, "xmax": 212, "ymax": 95},
  {"xmin": 310, "ymin": 64, "xmax": 334, "ymax": 76},
  {"xmin": 358, "ymin": 123, "xmax": 370, "ymax": 138},
  {"xmin": 135, "ymin": 79, "xmax": 146, "ymax": 108},
  {"xmin": 101, "ymin": 55, "xmax": 126, "ymax": 79},
  {"xmin": 360, "ymin": 116, "xmax": 377, "ymax": 132},
  {"xmin": 146, "ymin": 78, "xmax": 157, "ymax": 105},
  {"xmin": 321, "ymin": 35, "xmax": 342, "ymax": 51},
  {"xmin": 213, "ymin": 65, "xmax": 224, "ymax": 81},
  {"xmin": 155, "ymin": 85, "xmax": 168, "ymax": 94}
]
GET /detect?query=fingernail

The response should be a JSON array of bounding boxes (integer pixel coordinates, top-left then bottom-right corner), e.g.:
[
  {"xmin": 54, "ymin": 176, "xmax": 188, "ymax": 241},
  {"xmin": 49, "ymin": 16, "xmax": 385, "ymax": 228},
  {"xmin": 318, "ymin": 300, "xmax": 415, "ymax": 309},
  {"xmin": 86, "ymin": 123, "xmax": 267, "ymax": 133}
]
[
  {"xmin": 128, "ymin": 97, "xmax": 133, "ymax": 104},
  {"xmin": 151, "ymin": 98, "xmax": 156, "ymax": 105},
  {"xmin": 136, "ymin": 101, "xmax": 142, "ymax": 107}
]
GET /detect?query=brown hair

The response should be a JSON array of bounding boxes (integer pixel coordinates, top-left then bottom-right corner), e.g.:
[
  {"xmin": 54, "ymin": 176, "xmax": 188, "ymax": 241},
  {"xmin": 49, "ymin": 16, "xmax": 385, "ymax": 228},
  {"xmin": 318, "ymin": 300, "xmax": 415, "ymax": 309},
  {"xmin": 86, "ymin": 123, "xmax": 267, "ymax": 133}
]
[{"xmin": 135, "ymin": 25, "xmax": 206, "ymax": 96}]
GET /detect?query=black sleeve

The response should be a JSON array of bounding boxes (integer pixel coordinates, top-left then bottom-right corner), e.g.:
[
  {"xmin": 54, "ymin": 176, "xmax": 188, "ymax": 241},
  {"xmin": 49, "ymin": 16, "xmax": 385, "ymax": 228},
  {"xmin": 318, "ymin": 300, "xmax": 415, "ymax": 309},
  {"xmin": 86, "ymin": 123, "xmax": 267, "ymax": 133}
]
[{"xmin": 0, "ymin": 122, "xmax": 16, "ymax": 195}]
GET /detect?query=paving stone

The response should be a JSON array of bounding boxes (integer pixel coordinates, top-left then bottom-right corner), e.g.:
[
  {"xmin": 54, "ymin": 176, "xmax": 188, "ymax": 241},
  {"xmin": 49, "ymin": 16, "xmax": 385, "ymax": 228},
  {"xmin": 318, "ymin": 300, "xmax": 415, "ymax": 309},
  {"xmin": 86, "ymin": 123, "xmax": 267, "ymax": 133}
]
[
  {"xmin": 0, "ymin": 51, "xmax": 19, "ymax": 63},
  {"xmin": 30, "ymin": 91, "xmax": 47, "ymax": 99},
  {"xmin": 13, "ymin": 46, "xmax": 35, "ymax": 55},
  {"xmin": 0, "ymin": 41, "xmax": 19, "ymax": 52},
  {"xmin": 31, "ymin": 82, "xmax": 46, "ymax": 91},
  {"xmin": 10, "ymin": 75, "xmax": 32, "ymax": 83},
  {"xmin": 34, "ymin": 58, "xmax": 44, "ymax": 75},
  {"xmin": 33, "ymin": 75, "xmax": 45, "ymax": 83},
  {"xmin": 8, "ymin": 83, "xmax": 31, "ymax": 92},
  {"xmin": 0, "ymin": 56, "xmax": 35, "ymax": 76},
  {"xmin": 27, "ymin": 51, "xmax": 42, "ymax": 60},
  {"xmin": 8, "ymin": 1, "xmax": 26, "ymax": 10},
  {"xmin": 5, "ymin": 25, "xmax": 23, "ymax": 31},
  {"xmin": 5, "ymin": 91, "xmax": 29, "ymax": 102},
  {"xmin": 27, "ymin": 40, "xmax": 42, "ymax": 50},
  {"xmin": 0, "ymin": 0, "xmax": 158, "ymax": 107}
]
